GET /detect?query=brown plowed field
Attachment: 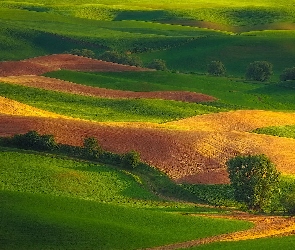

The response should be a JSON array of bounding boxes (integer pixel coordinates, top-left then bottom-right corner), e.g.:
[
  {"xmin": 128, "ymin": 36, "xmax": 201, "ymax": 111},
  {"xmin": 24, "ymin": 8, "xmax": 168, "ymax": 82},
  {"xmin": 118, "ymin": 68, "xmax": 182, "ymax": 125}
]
[
  {"xmin": 0, "ymin": 54, "xmax": 151, "ymax": 76},
  {"xmin": 0, "ymin": 75, "xmax": 216, "ymax": 103},
  {"xmin": 1, "ymin": 109, "xmax": 295, "ymax": 184}
]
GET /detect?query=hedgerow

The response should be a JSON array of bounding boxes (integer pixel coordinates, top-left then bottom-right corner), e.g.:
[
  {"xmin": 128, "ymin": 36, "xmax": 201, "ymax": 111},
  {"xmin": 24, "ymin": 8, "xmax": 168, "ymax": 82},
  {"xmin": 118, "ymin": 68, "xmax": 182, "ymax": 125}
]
[{"xmin": 0, "ymin": 131, "xmax": 141, "ymax": 169}]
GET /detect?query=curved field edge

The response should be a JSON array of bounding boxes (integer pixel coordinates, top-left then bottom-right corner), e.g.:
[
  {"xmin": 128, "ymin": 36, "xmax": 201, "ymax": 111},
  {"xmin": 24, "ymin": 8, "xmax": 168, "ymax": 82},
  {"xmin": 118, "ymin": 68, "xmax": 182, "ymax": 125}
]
[{"xmin": 0, "ymin": 82, "xmax": 222, "ymax": 123}]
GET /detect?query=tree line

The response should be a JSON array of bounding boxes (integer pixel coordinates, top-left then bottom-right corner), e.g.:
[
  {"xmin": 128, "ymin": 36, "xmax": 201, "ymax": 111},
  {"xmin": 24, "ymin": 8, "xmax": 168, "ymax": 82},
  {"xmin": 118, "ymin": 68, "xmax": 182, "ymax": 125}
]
[{"xmin": 208, "ymin": 60, "xmax": 295, "ymax": 82}]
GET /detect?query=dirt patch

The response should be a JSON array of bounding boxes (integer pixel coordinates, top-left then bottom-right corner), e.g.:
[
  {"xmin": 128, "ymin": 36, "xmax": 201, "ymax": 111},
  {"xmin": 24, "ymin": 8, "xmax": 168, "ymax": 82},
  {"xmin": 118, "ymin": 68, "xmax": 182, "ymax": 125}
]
[
  {"xmin": 1, "ymin": 109, "xmax": 295, "ymax": 184},
  {"xmin": 0, "ymin": 54, "xmax": 151, "ymax": 77},
  {"xmin": 145, "ymin": 212, "xmax": 295, "ymax": 249},
  {"xmin": 0, "ymin": 75, "xmax": 216, "ymax": 103}
]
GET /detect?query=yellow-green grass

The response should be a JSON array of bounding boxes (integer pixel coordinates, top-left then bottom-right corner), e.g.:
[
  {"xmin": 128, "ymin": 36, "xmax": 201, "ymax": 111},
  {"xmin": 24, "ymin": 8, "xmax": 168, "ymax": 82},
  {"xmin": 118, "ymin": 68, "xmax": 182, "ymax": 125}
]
[
  {"xmin": 0, "ymin": 82, "xmax": 221, "ymax": 123},
  {"xmin": 0, "ymin": 150, "xmax": 156, "ymax": 204},
  {"xmin": 44, "ymin": 70, "xmax": 295, "ymax": 111},
  {"xmin": 253, "ymin": 125, "xmax": 295, "ymax": 139}
]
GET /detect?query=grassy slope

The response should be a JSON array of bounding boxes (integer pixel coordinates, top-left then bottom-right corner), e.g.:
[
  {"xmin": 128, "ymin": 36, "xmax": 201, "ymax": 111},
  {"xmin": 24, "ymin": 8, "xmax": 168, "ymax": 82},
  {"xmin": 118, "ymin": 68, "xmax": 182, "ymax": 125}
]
[
  {"xmin": 44, "ymin": 70, "xmax": 295, "ymax": 111},
  {"xmin": 0, "ymin": 149, "xmax": 252, "ymax": 249},
  {"xmin": 1, "ymin": 5, "xmax": 295, "ymax": 78},
  {"xmin": 0, "ymin": 82, "xmax": 221, "ymax": 122}
]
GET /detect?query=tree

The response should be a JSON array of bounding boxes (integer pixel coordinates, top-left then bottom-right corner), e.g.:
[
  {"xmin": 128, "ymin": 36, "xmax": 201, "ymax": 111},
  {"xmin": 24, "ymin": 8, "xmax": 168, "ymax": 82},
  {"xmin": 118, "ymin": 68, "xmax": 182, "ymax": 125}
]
[
  {"xmin": 280, "ymin": 67, "xmax": 295, "ymax": 81},
  {"xmin": 207, "ymin": 60, "xmax": 226, "ymax": 76},
  {"xmin": 148, "ymin": 59, "xmax": 168, "ymax": 71},
  {"xmin": 227, "ymin": 154, "xmax": 280, "ymax": 212},
  {"xmin": 245, "ymin": 61, "xmax": 273, "ymax": 82}
]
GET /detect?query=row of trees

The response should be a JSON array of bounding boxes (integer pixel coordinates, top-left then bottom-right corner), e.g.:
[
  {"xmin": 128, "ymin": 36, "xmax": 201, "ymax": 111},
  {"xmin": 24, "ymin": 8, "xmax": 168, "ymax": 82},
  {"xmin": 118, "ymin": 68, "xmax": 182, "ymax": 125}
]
[{"xmin": 208, "ymin": 60, "xmax": 295, "ymax": 82}]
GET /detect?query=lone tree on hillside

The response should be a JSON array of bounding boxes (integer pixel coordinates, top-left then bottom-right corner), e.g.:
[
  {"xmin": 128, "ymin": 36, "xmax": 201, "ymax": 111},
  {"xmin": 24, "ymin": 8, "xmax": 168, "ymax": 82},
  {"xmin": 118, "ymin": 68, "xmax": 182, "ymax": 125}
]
[
  {"xmin": 227, "ymin": 154, "xmax": 280, "ymax": 212},
  {"xmin": 207, "ymin": 60, "xmax": 226, "ymax": 76},
  {"xmin": 245, "ymin": 61, "xmax": 273, "ymax": 82}
]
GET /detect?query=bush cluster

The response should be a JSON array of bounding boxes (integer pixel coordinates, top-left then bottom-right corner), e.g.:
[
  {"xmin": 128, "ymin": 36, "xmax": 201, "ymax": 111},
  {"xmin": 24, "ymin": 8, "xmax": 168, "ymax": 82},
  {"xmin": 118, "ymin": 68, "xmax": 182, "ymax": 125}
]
[
  {"xmin": 65, "ymin": 48, "xmax": 96, "ymax": 58},
  {"xmin": 98, "ymin": 51, "xmax": 143, "ymax": 67}
]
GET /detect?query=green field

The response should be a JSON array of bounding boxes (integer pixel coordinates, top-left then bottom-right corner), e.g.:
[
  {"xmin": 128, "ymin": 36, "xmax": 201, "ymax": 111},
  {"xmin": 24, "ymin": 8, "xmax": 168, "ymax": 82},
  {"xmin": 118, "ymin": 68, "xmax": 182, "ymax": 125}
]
[
  {"xmin": 0, "ymin": 149, "xmax": 252, "ymax": 249},
  {"xmin": 45, "ymin": 70, "xmax": 295, "ymax": 111},
  {"xmin": 1, "ymin": 2, "xmax": 295, "ymax": 78},
  {"xmin": 0, "ymin": 82, "xmax": 221, "ymax": 122}
]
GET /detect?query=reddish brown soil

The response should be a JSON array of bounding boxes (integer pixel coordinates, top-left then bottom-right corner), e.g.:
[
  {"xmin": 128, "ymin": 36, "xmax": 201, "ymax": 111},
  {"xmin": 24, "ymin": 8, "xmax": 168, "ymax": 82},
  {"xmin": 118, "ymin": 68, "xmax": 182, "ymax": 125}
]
[
  {"xmin": 1, "ymin": 109, "xmax": 295, "ymax": 184},
  {"xmin": 0, "ymin": 75, "xmax": 216, "ymax": 103},
  {"xmin": 0, "ymin": 54, "xmax": 151, "ymax": 76}
]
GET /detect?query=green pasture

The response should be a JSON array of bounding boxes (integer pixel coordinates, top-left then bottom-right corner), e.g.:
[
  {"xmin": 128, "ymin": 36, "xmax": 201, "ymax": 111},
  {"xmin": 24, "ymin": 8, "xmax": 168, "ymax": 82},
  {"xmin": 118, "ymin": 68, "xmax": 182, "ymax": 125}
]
[
  {"xmin": 44, "ymin": 70, "xmax": 295, "ymax": 111},
  {"xmin": 0, "ymin": 82, "xmax": 221, "ymax": 122},
  {"xmin": 253, "ymin": 125, "xmax": 295, "ymax": 139},
  {"xmin": 1, "ymin": 0, "xmax": 295, "ymax": 27},
  {"xmin": 0, "ymin": 150, "xmax": 156, "ymax": 204},
  {"xmin": 0, "ymin": 190, "xmax": 252, "ymax": 250},
  {"xmin": 1, "ymin": 5, "xmax": 295, "ymax": 78},
  {"xmin": 189, "ymin": 235, "xmax": 295, "ymax": 250},
  {"xmin": 0, "ymin": 148, "xmax": 252, "ymax": 249}
]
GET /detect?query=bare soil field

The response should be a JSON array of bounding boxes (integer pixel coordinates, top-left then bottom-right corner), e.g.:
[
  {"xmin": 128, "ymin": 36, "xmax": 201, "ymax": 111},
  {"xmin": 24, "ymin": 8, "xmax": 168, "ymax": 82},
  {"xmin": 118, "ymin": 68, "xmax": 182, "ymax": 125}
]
[
  {"xmin": 0, "ymin": 54, "xmax": 150, "ymax": 77},
  {"xmin": 0, "ymin": 75, "xmax": 216, "ymax": 103},
  {"xmin": 1, "ymin": 108, "xmax": 295, "ymax": 184}
]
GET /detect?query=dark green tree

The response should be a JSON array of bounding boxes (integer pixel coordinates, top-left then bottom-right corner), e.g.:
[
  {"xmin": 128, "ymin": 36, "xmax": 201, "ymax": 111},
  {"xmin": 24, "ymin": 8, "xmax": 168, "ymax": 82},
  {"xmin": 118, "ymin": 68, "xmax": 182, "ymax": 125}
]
[
  {"xmin": 148, "ymin": 59, "xmax": 168, "ymax": 71},
  {"xmin": 245, "ymin": 61, "xmax": 273, "ymax": 82},
  {"xmin": 227, "ymin": 154, "xmax": 280, "ymax": 212},
  {"xmin": 207, "ymin": 60, "xmax": 226, "ymax": 76},
  {"xmin": 280, "ymin": 67, "xmax": 295, "ymax": 81}
]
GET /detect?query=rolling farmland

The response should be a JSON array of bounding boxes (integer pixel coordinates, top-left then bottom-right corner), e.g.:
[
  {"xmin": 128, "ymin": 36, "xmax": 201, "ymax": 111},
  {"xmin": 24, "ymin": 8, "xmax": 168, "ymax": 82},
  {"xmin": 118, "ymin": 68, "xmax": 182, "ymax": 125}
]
[{"xmin": 1, "ymin": 1, "xmax": 295, "ymax": 249}]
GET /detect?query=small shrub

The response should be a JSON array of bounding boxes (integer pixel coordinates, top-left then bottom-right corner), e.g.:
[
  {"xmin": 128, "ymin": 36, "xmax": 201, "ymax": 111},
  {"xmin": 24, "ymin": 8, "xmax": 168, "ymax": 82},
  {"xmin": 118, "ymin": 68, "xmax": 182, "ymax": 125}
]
[
  {"xmin": 65, "ymin": 48, "xmax": 95, "ymax": 58},
  {"xmin": 83, "ymin": 136, "xmax": 102, "ymax": 160},
  {"xmin": 148, "ymin": 59, "xmax": 168, "ymax": 71},
  {"xmin": 121, "ymin": 150, "xmax": 140, "ymax": 169},
  {"xmin": 280, "ymin": 67, "xmax": 295, "ymax": 81},
  {"xmin": 207, "ymin": 60, "xmax": 226, "ymax": 76},
  {"xmin": 281, "ymin": 193, "xmax": 295, "ymax": 215},
  {"xmin": 245, "ymin": 61, "xmax": 273, "ymax": 82}
]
